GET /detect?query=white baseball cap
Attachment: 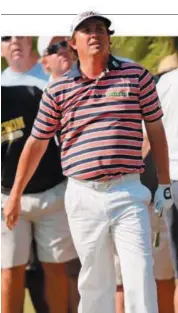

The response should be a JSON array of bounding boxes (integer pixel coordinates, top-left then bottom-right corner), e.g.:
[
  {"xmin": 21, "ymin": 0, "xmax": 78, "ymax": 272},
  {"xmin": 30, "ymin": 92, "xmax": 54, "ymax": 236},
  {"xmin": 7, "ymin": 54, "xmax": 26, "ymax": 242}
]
[
  {"xmin": 70, "ymin": 11, "xmax": 114, "ymax": 37},
  {"xmin": 37, "ymin": 36, "xmax": 53, "ymax": 57}
]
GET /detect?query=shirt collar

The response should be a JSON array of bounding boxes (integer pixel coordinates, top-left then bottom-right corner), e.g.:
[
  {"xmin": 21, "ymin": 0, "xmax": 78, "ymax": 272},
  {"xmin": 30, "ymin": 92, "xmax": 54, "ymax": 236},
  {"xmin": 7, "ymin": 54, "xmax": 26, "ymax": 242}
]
[{"xmin": 67, "ymin": 54, "xmax": 121, "ymax": 79}]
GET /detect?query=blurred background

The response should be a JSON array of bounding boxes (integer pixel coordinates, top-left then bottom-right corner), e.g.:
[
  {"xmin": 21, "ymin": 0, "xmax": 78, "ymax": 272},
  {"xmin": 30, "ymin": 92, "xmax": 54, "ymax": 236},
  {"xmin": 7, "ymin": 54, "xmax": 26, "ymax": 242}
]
[{"xmin": 1, "ymin": 36, "xmax": 177, "ymax": 74}]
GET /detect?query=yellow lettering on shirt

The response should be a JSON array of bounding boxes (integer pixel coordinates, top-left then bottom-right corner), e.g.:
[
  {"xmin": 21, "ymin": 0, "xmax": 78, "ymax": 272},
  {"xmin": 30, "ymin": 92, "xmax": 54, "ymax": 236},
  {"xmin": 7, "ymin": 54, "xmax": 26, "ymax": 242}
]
[{"xmin": 1, "ymin": 117, "xmax": 25, "ymax": 135}]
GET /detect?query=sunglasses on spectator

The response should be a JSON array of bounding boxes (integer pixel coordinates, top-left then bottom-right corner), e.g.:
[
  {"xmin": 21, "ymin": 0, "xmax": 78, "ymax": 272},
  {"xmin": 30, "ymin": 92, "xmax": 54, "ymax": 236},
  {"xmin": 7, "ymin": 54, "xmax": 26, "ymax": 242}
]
[
  {"xmin": 44, "ymin": 41, "xmax": 68, "ymax": 56},
  {"xmin": 1, "ymin": 36, "xmax": 24, "ymax": 42}
]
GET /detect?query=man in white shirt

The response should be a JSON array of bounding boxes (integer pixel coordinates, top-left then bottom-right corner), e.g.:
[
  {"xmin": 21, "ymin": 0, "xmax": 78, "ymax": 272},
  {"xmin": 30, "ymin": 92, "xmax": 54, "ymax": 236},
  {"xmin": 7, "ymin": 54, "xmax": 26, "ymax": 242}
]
[
  {"xmin": 113, "ymin": 59, "xmax": 175, "ymax": 313},
  {"xmin": 156, "ymin": 68, "xmax": 178, "ymax": 313}
]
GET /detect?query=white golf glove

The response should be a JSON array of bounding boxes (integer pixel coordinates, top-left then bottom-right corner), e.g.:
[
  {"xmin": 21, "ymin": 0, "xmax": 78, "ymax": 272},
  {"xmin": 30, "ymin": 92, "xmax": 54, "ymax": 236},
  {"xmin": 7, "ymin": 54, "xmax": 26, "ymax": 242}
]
[
  {"xmin": 153, "ymin": 184, "xmax": 173, "ymax": 216},
  {"xmin": 153, "ymin": 184, "xmax": 173, "ymax": 247}
]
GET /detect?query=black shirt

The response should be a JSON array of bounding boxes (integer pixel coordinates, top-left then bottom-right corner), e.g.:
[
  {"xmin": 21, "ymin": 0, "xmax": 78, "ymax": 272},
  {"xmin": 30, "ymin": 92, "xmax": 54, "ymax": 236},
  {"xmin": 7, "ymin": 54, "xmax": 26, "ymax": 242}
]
[{"xmin": 1, "ymin": 85, "xmax": 65, "ymax": 194}]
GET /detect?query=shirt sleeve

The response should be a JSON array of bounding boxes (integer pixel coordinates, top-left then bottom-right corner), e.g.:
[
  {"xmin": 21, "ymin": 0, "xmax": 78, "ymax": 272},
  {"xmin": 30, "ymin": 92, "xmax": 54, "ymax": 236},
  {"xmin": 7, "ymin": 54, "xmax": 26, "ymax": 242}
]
[
  {"xmin": 139, "ymin": 68, "xmax": 163, "ymax": 122},
  {"xmin": 31, "ymin": 87, "xmax": 61, "ymax": 140}
]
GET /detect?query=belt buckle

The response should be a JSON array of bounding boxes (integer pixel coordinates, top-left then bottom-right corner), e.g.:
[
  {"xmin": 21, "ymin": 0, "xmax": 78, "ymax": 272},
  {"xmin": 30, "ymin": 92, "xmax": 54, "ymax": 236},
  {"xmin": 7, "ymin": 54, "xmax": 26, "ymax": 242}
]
[{"xmin": 94, "ymin": 181, "xmax": 110, "ymax": 190}]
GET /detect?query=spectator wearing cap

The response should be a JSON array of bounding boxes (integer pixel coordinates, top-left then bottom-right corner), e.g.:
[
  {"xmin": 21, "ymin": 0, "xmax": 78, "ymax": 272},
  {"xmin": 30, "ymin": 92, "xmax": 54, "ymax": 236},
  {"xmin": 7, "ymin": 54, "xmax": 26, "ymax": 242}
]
[
  {"xmin": 3, "ymin": 12, "xmax": 173, "ymax": 313},
  {"xmin": 37, "ymin": 35, "xmax": 80, "ymax": 313},
  {"xmin": 38, "ymin": 36, "xmax": 74, "ymax": 82}
]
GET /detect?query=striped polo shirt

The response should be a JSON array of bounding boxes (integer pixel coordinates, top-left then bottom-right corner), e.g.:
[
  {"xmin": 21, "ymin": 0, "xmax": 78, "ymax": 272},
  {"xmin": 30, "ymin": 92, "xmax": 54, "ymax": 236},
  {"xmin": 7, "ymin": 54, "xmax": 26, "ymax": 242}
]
[{"xmin": 32, "ymin": 55, "xmax": 163, "ymax": 181}]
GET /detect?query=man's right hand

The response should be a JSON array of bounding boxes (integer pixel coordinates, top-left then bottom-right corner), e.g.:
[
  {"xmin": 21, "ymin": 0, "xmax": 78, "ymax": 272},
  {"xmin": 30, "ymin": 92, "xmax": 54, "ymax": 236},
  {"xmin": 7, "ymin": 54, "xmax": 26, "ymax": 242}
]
[{"xmin": 3, "ymin": 197, "xmax": 21, "ymax": 230}]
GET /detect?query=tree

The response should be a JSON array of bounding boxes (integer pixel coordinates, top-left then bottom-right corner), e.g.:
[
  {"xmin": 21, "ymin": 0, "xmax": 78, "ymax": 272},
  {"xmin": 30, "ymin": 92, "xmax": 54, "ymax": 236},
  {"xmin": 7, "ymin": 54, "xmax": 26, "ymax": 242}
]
[{"xmin": 111, "ymin": 36, "xmax": 175, "ymax": 74}]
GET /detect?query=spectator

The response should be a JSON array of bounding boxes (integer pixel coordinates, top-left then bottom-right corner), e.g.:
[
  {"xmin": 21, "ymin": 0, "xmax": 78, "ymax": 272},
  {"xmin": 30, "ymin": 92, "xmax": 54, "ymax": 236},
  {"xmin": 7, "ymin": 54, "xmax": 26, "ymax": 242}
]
[
  {"xmin": 3, "ymin": 12, "xmax": 173, "ymax": 313},
  {"xmin": 114, "ymin": 66, "xmax": 175, "ymax": 313},
  {"xmin": 1, "ymin": 36, "xmax": 78, "ymax": 313},
  {"xmin": 1, "ymin": 36, "xmax": 49, "ymax": 86},
  {"xmin": 38, "ymin": 35, "xmax": 81, "ymax": 313},
  {"xmin": 1, "ymin": 35, "xmax": 50, "ymax": 313},
  {"xmin": 156, "ymin": 68, "xmax": 178, "ymax": 313},
  {"xmin": 38, "ymin": 36, "xmax": 74, "ymax": 82},
  {"xmin": 1, "ymin": 85, "xmax": 50, "ymax": 313}
]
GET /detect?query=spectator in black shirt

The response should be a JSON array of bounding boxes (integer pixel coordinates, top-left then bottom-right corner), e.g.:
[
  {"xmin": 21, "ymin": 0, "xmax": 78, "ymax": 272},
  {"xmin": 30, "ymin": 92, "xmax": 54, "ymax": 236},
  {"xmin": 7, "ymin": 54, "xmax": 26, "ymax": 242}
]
[{"xmin": 1, "ymin": 36, "xmax": 78, "ymax": 313}]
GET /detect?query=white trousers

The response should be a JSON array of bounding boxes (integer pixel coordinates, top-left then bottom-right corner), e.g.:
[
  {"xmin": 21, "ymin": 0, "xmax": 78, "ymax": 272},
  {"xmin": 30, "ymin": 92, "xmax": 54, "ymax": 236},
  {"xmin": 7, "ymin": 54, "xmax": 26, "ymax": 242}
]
[{"xmin": 65, "ymin": 174, "xmax": 158, "ymax": 313}]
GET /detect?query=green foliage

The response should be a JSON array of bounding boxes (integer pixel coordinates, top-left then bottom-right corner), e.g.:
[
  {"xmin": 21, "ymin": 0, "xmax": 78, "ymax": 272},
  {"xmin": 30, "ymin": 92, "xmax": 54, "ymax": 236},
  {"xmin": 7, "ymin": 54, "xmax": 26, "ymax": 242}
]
[
  {"xmin": 111, "ymin": 37, "xmax": 151, "ymax": 62},
  {"xmin": 1, "ymin": 57, "xmax": 7, "ymax": 72},
  {"xmin": 1, "ymin": 36, "xmax": 175, "ymax": 74},
  {"xmin": 111, "ymin": 36, "xmax": 175, "ymax": 74}
]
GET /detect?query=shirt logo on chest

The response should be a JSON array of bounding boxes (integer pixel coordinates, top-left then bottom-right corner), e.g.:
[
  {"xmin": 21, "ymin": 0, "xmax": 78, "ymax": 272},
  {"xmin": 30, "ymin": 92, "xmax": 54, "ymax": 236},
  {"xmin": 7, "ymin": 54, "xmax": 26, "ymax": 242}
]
[{"xmin": 106, "ymin": 91, "xmax": 129, "ymax": 97}]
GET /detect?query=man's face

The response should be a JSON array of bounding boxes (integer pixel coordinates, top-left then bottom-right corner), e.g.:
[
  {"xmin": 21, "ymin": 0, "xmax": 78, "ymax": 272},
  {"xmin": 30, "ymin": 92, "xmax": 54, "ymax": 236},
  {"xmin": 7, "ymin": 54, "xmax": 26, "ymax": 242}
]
[
  {"xmin": 1, "ymin": 36, "xmax": 32, "ymax": 65},
  {"xmin": 43, "ymin": 37, "xmax": 73, "ymax": 76},
  {"xmin": 70, "ymin": 18, "xmax": 110, "ymax": 58}
]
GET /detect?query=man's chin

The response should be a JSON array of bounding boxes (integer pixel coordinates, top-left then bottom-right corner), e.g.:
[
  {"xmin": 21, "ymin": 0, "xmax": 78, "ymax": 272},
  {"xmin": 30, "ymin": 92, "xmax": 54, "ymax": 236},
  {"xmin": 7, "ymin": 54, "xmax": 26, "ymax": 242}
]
[{"xmin": 89, "ymin": 47, "xmax": 103, "ymax": 56}]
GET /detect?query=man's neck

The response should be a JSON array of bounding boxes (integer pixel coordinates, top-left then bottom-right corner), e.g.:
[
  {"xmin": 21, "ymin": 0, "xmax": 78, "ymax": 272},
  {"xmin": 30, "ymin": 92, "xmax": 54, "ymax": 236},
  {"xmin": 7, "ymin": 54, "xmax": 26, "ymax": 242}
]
[
  {"xmin": 10, "ymin": 53, "xmax": 39, "ymax": 73},
  {"xmin": 80, "ymin": 54, "xmax": 109, "ymax": 80}
]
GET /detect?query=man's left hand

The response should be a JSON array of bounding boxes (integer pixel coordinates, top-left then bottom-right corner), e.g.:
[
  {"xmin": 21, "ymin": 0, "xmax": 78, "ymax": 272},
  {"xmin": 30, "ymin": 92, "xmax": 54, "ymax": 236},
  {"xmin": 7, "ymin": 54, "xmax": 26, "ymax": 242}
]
[{"xmin": 153, "ymin": 184, "xmax": 173, "ymax": 216}]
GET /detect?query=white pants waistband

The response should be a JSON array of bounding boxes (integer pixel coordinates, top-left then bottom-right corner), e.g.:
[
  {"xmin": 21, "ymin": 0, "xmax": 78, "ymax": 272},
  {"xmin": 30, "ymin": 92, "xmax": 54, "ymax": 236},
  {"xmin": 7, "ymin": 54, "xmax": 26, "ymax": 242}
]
[{"xmin": 69, "ymin": 173, "xmax": 140, "ymax": 191}]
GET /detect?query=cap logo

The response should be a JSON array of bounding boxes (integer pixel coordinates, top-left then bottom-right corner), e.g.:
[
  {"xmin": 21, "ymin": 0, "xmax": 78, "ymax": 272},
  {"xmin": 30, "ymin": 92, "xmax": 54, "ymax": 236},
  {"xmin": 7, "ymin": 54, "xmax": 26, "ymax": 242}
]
[
  {"xmin": 70, "ymin": 11, "xmax": 113, "ymax": 36},
  {"xmin": 80, "ymin": 11, "xmax": 98, "ymax": 19},
  {"xmin": 71, "ymin": 11, "xmax": 100, "ymax": 33}
]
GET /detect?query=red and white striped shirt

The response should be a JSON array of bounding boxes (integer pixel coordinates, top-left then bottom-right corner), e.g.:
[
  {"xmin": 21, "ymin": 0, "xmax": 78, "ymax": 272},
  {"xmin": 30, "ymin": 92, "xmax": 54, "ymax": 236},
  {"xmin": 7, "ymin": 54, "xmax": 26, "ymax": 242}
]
[{"xmin": 32, "ymin": 55, "xmax": 163, "ymax": 181}]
